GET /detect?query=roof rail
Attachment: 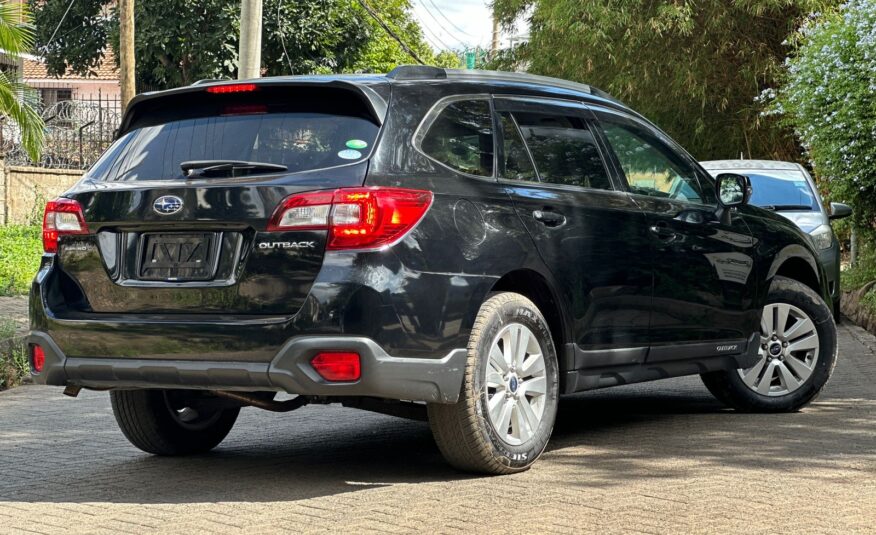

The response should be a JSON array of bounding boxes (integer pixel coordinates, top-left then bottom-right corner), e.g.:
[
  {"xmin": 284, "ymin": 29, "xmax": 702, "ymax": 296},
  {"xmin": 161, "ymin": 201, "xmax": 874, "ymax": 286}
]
[
  {"xmin": 446, "ymin": 69, "xmax": 591, "ymax": 93},
  {"xmin": 386, "ymin": 65, "xmax": 447, "ymax": 80},
  {"xmin": 386, "ymin": 65, "xmax": 619, "ymax": 104}
]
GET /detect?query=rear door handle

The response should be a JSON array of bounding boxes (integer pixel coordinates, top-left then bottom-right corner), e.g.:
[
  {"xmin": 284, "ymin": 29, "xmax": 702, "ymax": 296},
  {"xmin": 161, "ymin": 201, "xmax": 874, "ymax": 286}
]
[
  {"xmin": 532, "ymin": 210, "xmax": 566, "ymax": 227},
  {"xmin": 649, "ymin": 221, "xmax": 677, "ymax": 240}
]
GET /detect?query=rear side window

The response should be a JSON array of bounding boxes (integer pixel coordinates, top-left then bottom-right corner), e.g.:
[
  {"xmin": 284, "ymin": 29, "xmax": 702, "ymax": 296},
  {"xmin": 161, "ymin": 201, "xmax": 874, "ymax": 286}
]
[
  {"xmin": 498, "ymin": 112, "xmax": 537, "ymax": 181},
  {"xmin": 420, "ymin": 99, "xmax": 494, "ymax": 177},
  {"xmin": 513, "ymin": 112, "xmax": 612, "ymax": 190},
  {"xmin": 87, "ymin": 87, "xmax": 380, "ymax": 181}
]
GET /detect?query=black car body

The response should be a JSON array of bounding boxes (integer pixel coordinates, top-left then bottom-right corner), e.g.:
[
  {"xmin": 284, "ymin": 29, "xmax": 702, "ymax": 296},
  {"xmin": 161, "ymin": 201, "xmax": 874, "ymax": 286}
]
[
  {"xmin": 27, "ymin": 67, "xmax": 836, "ymax": 472},
  {"xmin": 700, "ymin": 159, "xmax": 851, "ymax": 317}
]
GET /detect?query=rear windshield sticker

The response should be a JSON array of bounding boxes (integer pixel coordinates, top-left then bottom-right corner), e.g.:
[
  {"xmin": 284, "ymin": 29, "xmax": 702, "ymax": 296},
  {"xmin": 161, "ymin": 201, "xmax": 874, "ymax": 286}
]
[
  {"xmin": 345, "ymin": 139, "xmax": 368, "ymax": 150},
  {"xmin": 337, "ymin": 149, "xmax": 363, "ymax": 160}
]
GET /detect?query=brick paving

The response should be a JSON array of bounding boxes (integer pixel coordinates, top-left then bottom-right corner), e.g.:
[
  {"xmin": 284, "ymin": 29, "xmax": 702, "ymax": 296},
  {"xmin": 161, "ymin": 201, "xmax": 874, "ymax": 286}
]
[{"xmin": 0, "ymin": 322, "xmax": 873, "ymax": 534}]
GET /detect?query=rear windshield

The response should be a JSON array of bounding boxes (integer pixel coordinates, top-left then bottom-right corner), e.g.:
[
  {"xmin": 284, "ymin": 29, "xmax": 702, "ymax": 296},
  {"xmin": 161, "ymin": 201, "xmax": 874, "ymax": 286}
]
[{"xmin": 87, "ymin": 86, "xmax": 380, "ymax": 181}]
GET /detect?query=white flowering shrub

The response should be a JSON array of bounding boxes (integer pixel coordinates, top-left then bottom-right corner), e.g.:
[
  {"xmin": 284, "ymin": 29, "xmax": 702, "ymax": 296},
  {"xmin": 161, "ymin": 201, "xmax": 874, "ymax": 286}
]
[{"xmin": 775, "ymin": 0, "xmax": 876, "ymax": 230}]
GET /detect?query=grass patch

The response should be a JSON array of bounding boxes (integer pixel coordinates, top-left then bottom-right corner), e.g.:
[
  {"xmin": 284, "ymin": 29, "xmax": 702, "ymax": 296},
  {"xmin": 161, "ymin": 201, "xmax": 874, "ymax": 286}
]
[
  {"xmin": 841, "ymin": 241, "xmax": 876, "ymax": 291},
  {"xmin": 841, "ymin": 260, "xmax": 876, "ymax": 291},
  {"xmin": 861, "ymin": 289, "xmax": 876, "ymax": 315},
  {"xmin": 0, "ymin": 319, "xmax": 29, "ymax": 390},
  {"xmin": 0, "ymin": 225, "xmax": 41, "ymax": 296},
  {"xmin": 841, "ymin": 243, "xmax": 876, "ymax": 318}
]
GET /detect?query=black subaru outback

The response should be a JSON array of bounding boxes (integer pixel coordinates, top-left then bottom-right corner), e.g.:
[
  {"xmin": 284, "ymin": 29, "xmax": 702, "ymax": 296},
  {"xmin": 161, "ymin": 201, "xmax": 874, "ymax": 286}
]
[{"xmin": 28, "ymin": 66, "xmax": 837, "ymax": 474}]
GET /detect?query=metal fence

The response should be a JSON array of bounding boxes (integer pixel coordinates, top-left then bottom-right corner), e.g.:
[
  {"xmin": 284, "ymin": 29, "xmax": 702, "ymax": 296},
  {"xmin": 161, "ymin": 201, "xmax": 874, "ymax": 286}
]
[{"xmin": 0, "ymin": 88, "xmax": 122, "ymax": 170}]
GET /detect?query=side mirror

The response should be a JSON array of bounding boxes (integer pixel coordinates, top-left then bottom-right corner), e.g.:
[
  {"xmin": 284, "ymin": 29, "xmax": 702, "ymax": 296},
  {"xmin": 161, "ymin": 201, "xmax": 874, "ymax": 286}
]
[
  {"xmin": 714, "ymin": 173, "xmax": 751, "ymax": 225},
  {"xmin": 829, "ymin": 202, "xmax": 852, "ymax": 220},
  {"xmin": 716, "ymin": 173, "xmax": 752, "ymax": 207}
]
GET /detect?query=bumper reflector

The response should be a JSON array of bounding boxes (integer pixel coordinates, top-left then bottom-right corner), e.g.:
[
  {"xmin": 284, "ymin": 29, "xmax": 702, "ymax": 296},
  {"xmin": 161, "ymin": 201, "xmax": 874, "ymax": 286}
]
[
  {"xmin": 311, "ymin": 352, "xmax": 361, "ymax": 382},
  {"xmin": 31, "ymin": 345, "xmax": 45, "ymax": 373}
]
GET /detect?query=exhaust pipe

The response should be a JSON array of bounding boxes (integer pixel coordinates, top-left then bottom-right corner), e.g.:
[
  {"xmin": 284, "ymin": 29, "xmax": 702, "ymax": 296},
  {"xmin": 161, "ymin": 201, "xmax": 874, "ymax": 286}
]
[{"xmin": 212, "ymin": 391, "xmax": 308, "ymax": 412}]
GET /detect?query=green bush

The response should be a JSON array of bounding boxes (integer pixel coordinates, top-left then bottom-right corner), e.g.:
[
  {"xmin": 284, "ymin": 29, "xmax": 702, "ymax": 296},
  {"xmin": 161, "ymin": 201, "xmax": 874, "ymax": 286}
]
[
  {"xmin": 773, "ymin": 0, "xmax": 876, "ymax": 233},
  {"xmin": 0, "ymin": 225, "xmax": 42, "ymax": 296}
]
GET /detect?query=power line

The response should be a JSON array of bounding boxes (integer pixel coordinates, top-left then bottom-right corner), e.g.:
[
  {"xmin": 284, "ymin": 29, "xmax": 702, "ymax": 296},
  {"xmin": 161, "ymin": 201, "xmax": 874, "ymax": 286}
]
[
  {"xmin": 416, "ymin": 0, "xmax": 465, "ymax": 49},
  {"xmin": 45, "ymin": 0, "xmax": 76, "ymax": 48},
  {"xmin": 425, "ymin": 0, "xmax": 477, "ymax": 39},
  {"xmin": 418, "ymin": 16, "xmax": 455, "ymax": 51},
  {"xmin": 277, "ymin": 1, "xmax": 294, "ymax": 73},
  {"xmin": 419, "ymin": 31, "xmax": 444, "ymax": 52},
  {"xmin": 356, "ymin": 0, "xmax": 425, "ymax": 65}
]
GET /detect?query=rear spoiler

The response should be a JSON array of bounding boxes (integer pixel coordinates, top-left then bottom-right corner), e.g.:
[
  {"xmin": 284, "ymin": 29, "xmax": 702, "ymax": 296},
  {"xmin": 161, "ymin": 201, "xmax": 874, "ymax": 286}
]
[{"xmin": 118, "ymin": 78, "xmax": 390, "ymax": 138}]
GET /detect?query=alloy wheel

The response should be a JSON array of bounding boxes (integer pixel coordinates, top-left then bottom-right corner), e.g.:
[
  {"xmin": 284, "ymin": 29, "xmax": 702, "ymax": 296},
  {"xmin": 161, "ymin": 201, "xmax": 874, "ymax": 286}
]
[
  {"xmin": 738, "ymin": 302, "xmax": 820, "ymax": 396},
  {"xmin": 484, "ymin": 323, "xmax": 548, "ymax": 445}
]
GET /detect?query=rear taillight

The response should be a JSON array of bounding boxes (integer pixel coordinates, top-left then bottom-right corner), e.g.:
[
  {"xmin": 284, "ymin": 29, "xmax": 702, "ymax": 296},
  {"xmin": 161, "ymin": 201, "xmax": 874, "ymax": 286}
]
[
  {"xmin": 30, "ymin": 345, "xmax": 45, "ymax": 373},
  {"xmin": 267, "ymin": 187, "xmax": 433, "ymax": 251},
  {"xmin": 205, "ymin": 83, "xmax": 257, "ymax": 94},
  {"xmin": 311, "ymin": 352, "xmax": 361, "ymax": 382},
  {"xmin": 42, "ymin": 198, "xmax": 89, "ymax": 253}
]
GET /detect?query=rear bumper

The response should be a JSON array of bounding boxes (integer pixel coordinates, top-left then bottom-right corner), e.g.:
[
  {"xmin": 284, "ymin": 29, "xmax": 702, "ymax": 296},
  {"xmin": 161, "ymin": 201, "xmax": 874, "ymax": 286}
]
[{"xmin": 27, "ymin": 331, "xmax": 467, "ymax": 404}]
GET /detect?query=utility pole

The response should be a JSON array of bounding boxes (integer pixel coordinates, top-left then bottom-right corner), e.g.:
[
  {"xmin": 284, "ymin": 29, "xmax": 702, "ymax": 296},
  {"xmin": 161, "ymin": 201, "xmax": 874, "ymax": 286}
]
[
  {"xmin": 119, "ymin": 0, "xmax": 135, "ymax": 110},
  {"xmin": 238, "ymin": 0, "xmax": 263, "ymax": 79}
]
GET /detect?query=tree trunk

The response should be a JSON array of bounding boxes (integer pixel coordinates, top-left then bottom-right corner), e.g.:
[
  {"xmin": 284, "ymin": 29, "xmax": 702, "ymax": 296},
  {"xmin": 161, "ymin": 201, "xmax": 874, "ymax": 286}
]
[
  {"xmin": 238, "ymin": 0, "xmax": 263, "ymax": 79},
  {"xmin": 119, "ymin": 0, "xmax": 136, "ymax": 110}
]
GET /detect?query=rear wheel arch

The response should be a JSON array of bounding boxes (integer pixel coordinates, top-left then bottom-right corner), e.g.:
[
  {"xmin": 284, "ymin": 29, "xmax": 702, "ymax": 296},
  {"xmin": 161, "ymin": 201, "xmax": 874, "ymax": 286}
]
[{"xmin": 488, "ymin": 269, "xmax": 568, "ymax": 368}]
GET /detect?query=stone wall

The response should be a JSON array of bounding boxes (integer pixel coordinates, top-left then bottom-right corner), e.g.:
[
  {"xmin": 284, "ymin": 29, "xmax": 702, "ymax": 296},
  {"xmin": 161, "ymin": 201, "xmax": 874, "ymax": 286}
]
[
  {"xmin": 841, "ymin": 281, "xmax": 876, "ymax": 334},
  {"xmin": 0, "ymin": 162, "xmax": 83, "ymax": 225}
]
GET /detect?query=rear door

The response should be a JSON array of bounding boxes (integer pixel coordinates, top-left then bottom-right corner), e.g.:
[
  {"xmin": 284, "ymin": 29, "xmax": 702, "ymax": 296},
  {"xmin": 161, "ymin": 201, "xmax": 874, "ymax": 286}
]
[
  {"xmin": 494, "ymin": 97, "xmax": 653, "ymax": 368},
  {"xmin": 57, "ymin": 83, "xmax": 384, "ymax": 315},
  {"xmin": 591, "ymin": 106, "xmax": 760, "ymax": 359}
]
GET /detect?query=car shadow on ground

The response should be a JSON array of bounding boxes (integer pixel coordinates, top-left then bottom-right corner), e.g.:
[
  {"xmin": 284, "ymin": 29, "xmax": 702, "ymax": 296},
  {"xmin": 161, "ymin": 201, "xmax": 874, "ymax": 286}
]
[
  {"xmin": 1, "ymin": 377, "xmax": 872, "ymax": 505},
  {"xmin": 549, "ymin": 387, "xmax": 875, "ymax": 489}
]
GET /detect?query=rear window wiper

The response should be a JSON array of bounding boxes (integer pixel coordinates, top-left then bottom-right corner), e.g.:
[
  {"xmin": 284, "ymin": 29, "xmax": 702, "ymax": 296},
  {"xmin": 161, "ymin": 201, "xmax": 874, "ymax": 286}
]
[
  {"xmin": 761, "ymin": 204, "xmax": 813, "ymax": 212},
  {"xmin": 181, "ymin": 160, "xmax": 288, "ymax": 178}
]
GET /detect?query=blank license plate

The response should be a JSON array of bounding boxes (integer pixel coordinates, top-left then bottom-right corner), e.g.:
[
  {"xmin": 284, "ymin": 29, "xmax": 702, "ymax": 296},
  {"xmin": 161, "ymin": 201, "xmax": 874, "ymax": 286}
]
[{"xmin": 138, "ymin": 233, "xmax": 217, "ymax": 281}]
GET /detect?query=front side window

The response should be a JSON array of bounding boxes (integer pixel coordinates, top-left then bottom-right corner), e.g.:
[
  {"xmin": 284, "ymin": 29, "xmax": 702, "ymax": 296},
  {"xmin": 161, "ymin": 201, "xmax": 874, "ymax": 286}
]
[
  {"xmin": 599, "ymin": 115, "xmax": 714, "ymax": 204},
  {"xmin": 420, "ymin": 99, "xmax": 494, "ymax": 177},
  {"xmin": 513, "ymin": 111, "xmax": 612, "ymax": 190}
]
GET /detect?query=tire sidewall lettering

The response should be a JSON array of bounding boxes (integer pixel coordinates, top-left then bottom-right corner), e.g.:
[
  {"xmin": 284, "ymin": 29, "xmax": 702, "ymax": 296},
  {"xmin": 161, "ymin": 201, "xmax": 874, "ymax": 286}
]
[{"xmin": 473, "ymin": 300, "xmax": 558, "ymax": 468}]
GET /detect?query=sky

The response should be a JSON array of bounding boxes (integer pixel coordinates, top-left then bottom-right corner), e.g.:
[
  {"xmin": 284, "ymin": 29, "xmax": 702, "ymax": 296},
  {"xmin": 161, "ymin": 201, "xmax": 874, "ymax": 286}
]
[{"xmin": 410, "ymin": 0, "xmax": 530, "ymax": 52}]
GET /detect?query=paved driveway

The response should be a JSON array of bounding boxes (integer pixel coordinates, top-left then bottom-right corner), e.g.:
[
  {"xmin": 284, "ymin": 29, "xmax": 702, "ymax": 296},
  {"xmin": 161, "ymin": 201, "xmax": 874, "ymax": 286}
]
[{"xmin": 0, "ymin": 322, "xmax": 873, "ymax": 534}]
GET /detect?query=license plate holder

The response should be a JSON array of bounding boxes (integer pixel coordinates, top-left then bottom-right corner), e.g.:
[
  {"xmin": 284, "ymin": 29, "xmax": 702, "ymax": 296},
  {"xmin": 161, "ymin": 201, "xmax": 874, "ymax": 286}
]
[{"xmin": 137, "ymin": 233, "xmax": 219, "ymax": 282}]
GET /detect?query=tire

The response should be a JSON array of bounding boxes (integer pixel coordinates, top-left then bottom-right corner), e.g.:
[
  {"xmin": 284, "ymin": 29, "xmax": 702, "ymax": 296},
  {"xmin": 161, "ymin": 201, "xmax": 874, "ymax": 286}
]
[
  {"xmin": 427, "ymin": 292, "xmax": 560, "ymax": 474},
  {"xmin": 701, "ymin": 276, "xmax": 837, "ymax": 412},
  {"xmin": 110, "ymin": 389, "xmax": 240, "ymax": 455}
]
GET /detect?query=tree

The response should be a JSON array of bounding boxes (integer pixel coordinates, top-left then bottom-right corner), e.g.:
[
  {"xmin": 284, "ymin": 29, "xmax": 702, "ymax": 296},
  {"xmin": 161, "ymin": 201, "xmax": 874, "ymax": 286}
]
[
  {"xmin": 0, "ymin": 2, "xmax": 43, "ymax": 161},
  {"xmin": 30, "ymin": 0, "xmax": 457, "ymax": 90},
  {"xmin": 773, "ymin": 0, "xmax": 876, "ymax": 232},
  {"xmin": 492, "ymin": 0, "xmax": 837, "ymax": 161},
  {"xmin": 31, "ymin": 0, "xmax": 369, "ymax": 88},
  {"xmin": 350, "ymin": 0, "xmax": 460, "ymax": 73}
]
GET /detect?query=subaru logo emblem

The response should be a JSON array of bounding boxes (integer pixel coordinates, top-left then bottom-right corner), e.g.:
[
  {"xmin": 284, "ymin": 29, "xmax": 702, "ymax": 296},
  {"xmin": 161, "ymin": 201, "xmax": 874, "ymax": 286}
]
[{"xmin": 153, "ymin": 195, "xmax": 183, "ymax": 215}]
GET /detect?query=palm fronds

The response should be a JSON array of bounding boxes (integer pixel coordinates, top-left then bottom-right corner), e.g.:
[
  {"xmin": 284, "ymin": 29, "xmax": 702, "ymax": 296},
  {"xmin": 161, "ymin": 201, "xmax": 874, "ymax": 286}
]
[{"xmin": 0, "ymin": 1, "xmax": 43, "ymax": 161}]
